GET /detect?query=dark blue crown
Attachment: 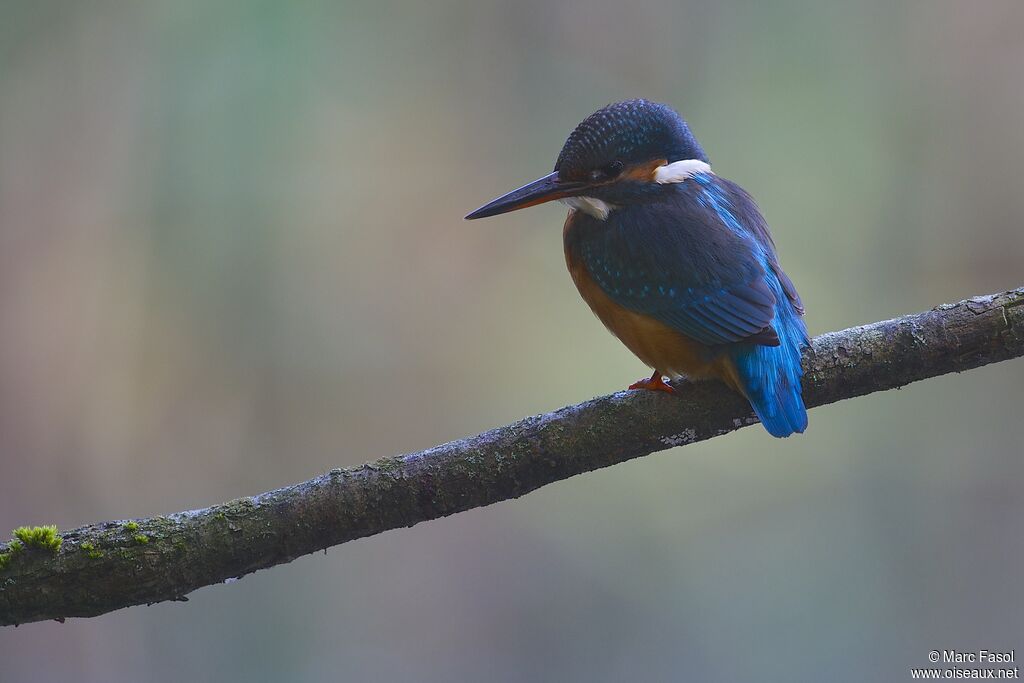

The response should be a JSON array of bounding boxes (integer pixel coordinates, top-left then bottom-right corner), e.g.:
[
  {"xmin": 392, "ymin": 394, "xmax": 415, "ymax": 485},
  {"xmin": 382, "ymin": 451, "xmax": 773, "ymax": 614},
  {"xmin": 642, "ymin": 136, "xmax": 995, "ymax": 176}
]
[{"xmin": 554, "ymin": 100, "xmax": 708, "ymax": 181}]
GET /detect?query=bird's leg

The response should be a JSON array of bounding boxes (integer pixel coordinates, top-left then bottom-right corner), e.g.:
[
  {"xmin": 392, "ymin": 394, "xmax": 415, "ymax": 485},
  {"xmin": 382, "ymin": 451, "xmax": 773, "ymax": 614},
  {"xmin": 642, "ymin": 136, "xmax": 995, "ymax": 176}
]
[{"xmin": 628, "ymin": 370, "xmax": 676, "ymax": 395}]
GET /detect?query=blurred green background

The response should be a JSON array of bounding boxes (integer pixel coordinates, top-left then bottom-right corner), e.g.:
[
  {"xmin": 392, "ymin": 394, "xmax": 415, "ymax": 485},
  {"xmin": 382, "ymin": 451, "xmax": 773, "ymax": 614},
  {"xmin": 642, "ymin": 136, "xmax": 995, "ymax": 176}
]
[{"xmin": 1, "ymin": 1, "xmax": 1022, "ymax": 681}]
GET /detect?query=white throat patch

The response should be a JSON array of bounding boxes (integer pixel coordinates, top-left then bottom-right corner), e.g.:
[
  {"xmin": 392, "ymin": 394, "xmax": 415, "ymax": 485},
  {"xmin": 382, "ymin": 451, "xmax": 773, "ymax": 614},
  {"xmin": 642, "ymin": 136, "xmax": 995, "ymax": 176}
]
[
  {"xmin": 560, "ymin": 196, "xmax": 615, "ymax": 220},
  {"xmin": 653, "ymin": 158, "xmax": 712, "ymax": 184}
]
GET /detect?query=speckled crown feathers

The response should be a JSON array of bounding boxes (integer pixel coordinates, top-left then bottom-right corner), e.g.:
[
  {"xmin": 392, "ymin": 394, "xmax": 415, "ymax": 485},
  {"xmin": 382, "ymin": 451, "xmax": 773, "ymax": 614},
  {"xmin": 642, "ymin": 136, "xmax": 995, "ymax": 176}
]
[{"xmin": 554, "ymin": 99, "xmax": 708, "ymax": 180}]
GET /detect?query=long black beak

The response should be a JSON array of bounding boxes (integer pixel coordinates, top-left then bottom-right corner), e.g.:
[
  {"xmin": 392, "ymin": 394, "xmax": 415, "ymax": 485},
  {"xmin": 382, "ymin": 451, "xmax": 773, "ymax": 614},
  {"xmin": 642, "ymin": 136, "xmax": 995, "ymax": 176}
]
[{"xmin": 465, "ymin": 171, "xmax": 586, "ymax": 220}]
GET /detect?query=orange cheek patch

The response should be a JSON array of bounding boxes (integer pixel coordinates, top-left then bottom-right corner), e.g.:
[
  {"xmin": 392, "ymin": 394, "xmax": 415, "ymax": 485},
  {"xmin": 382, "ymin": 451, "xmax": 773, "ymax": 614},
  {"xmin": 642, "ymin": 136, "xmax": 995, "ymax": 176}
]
[{"xmin": 621, "ymin": 158, "xmax": 668, "ymax": 182}]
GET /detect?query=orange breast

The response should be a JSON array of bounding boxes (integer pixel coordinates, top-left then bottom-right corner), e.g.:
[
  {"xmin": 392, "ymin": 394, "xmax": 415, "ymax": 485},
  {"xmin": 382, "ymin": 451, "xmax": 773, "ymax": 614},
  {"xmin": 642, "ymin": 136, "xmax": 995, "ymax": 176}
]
[{"xmin": 564, "ymin": 218, "xmax": 742, "ymax": 391}]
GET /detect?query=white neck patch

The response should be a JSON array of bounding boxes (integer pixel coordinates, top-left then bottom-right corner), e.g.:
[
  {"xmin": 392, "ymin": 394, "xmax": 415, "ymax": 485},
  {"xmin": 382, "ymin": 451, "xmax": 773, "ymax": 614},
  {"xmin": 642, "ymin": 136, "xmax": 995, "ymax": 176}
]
[
  {"xmin": 560, "ymin": 196, "xmax": 614, "ymax": 220},
  {"xmin": 653, "ymin": 159, "xmax": 712, "ymax": 184}
]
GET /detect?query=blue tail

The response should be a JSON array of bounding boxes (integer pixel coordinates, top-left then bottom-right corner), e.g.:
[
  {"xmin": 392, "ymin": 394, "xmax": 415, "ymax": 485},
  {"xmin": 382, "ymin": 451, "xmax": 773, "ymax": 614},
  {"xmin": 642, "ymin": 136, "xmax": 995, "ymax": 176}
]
[{"xmin": 730, "ymin": 274, "xmax": 809, "ymax": 438}]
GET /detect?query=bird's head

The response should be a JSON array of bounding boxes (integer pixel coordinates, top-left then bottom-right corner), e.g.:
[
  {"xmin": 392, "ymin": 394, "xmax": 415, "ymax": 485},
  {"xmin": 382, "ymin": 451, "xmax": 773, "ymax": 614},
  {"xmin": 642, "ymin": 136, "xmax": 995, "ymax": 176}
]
[{"xmin": 466, "ymin": 99, "xmax": 709, "ymax": 221}]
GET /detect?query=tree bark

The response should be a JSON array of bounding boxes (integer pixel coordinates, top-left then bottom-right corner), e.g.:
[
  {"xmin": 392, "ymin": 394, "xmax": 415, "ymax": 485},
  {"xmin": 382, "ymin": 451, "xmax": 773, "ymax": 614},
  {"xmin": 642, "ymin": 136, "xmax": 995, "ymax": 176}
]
[{"xmin": 1, "ymin": 287, "xmax": 1022, "ymax": 627}]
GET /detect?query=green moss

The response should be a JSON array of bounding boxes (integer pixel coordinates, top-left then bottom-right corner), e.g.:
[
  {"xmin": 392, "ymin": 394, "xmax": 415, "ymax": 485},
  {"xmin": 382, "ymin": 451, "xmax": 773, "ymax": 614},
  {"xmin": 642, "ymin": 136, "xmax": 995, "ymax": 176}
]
[
  {"xmin": 12, "ymin": 525, "xmax": 62, "ymax": 553},
  {"xmin": 132, "ymin": 534, "xmax": 149, "ymax": 545},
  {"xmin": 80, "ymin": 542, "xmax": 103, "ymax": 560},
  {"xmin": 122, "ymin": 521, "xmax": 139, "ymax": 532},
  {"xmin": 0, "ymin": 538, "xmax": 26, "ymax": 571}
]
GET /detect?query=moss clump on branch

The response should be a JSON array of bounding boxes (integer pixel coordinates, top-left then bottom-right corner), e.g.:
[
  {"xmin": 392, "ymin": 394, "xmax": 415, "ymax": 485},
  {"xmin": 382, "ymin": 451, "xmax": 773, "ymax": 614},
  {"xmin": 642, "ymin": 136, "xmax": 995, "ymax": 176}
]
[
  {"xmin": 0, "ymin": 541, "xmax": 23, "ymax": 571},
  {"xmin": 80, "ymin": 542, "xmax": 103, "ymax": 560},
  {"xmin": 12, "ymin": 526, "xmax": 62, "ymax": 554},
  {"xmin": 122, "ymin": 520, "xmax": 149, "ymax": 545},
  {"xmin": 0, "ymin": 526, "xmax": 61, "ymax": 571}
]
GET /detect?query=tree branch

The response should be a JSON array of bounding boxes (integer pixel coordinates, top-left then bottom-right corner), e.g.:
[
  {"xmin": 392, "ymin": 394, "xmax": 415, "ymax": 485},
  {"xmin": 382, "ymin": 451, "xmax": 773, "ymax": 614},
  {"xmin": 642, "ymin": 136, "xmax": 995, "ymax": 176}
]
[{"xmin": 2, "ymin": 287, "xmax": 1022, "ymax": 626}]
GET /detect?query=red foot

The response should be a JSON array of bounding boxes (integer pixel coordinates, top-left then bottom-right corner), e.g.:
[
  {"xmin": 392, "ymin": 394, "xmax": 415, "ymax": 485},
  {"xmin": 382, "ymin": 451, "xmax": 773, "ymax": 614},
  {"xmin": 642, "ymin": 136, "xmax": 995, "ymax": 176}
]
[{"xmin": 628, "ymin": 371, "xmax": 676, "ymax": 395}]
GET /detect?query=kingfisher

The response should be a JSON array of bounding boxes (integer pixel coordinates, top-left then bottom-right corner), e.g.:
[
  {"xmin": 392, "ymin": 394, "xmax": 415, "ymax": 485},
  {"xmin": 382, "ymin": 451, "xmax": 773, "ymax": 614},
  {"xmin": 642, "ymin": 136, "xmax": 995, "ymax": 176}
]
[{"xmin": 466, "ymin": 99, "xmax": 809, "ymax": 437}]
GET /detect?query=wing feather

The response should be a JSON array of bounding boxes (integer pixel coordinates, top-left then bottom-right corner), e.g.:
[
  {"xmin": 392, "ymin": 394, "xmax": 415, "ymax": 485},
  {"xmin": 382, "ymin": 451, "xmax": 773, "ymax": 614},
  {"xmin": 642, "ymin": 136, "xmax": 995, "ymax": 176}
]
[{"xmin": 568, "ymin": 177, "xmax": 783, "ymax": 348}]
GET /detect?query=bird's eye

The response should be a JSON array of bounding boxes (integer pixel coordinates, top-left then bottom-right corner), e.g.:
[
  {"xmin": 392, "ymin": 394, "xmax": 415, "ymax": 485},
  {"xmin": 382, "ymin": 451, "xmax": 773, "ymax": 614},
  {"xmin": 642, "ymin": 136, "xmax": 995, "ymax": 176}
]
[{"xmin": 590, "ymin": 160, "xmax": 624, "ymax": 182}]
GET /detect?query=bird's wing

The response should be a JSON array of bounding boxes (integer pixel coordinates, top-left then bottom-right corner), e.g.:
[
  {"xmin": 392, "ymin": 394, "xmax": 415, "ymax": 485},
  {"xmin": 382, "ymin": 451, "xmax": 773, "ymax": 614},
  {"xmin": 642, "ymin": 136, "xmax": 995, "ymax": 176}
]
[
  {"xmin": 723, "ymin": 179, "xmax": 806, "ymax": 316},
  {"xmin": 573, "ymin": 181, "xmax": 781, "ymax": 347}
]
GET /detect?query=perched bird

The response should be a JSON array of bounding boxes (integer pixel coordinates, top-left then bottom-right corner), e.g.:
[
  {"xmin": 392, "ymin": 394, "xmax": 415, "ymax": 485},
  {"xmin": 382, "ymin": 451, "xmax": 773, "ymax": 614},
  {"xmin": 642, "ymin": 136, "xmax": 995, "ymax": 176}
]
[{"xmin": 466, "ymin": 100, "xmax": 808, "ymax": 437}]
